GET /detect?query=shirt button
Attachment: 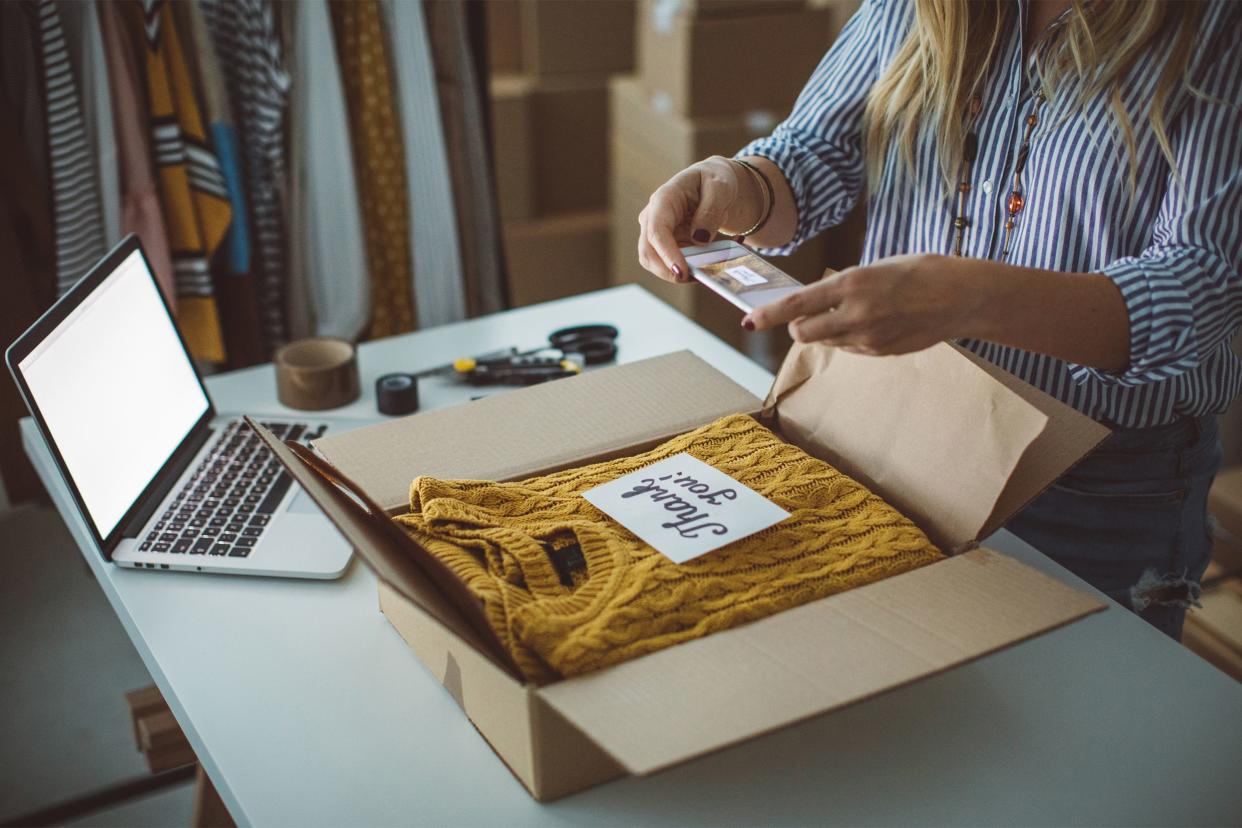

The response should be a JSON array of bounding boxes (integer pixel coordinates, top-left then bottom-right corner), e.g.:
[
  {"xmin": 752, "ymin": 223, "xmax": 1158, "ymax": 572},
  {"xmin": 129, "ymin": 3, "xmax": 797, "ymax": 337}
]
[{"xmin": 982, "ymin": 179, "xmax": 993, "ymax": 195}]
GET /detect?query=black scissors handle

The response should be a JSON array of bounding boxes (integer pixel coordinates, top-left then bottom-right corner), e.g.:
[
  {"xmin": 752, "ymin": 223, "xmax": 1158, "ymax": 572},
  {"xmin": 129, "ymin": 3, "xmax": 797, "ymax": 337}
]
[{"xmin": 548, "ymin": 324, "xmax": 618, "ymax": 365}]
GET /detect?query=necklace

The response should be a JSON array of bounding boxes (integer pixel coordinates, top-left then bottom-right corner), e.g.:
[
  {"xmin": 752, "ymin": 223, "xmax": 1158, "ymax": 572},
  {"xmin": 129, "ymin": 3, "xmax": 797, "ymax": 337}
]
[{"xmin": 951, "ymin": 89, "xmax": 1047, "ymax": 259}]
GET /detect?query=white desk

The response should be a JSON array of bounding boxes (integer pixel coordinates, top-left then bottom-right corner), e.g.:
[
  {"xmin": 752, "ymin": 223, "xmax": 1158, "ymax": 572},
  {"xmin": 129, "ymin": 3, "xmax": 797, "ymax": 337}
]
[{"xmin": 22, "ymin": 286, "xmax": 1242, "ymax": 826}]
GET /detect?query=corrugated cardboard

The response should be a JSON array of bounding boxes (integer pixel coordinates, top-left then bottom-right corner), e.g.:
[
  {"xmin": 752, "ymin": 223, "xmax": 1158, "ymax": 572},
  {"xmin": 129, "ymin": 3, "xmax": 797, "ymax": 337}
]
[
  {"xmin": 490, "ymin": 74, "xmax": 610, "ymax": 218},
  {"xmin": 251, "ymin": 343, "xmax": 1111, "ymax": 801},
  {"xmin": 638, "ymin": 0, "xmax": 831, "ymax": 116},
  {"xmin": 503, "ymin": 211, "xmax": 611, "ymax": 307},
  {"xmin": 519, "ymin": 0, "xmax": 637, "ymax": 76}
]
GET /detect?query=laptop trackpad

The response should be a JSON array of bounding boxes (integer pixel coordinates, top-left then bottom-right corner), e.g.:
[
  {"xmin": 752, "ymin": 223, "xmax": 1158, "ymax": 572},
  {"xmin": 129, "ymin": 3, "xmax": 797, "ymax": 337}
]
[{"xmin": 287, "ymin": 486, "xmax": 321, "ymax": 514}]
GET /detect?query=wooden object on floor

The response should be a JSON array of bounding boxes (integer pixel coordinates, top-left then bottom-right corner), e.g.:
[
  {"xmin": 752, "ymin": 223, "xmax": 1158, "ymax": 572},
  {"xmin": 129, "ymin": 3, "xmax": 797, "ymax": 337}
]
[
  {"xmin": 193, "ymin": 764, "xmax": 236, "ymax": 828},
  {"xmin": 125, "ymin": 684, "xmax": 196, "ymax": 773}
]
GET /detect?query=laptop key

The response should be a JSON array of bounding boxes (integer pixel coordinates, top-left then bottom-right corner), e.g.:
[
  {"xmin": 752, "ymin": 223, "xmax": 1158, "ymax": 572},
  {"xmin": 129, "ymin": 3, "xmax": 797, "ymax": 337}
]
[
  {"xmin": 235, "ymin": 537, "xmax": 257, "ymax": 548},
  {"xmin": 191, "ymin": 539, "xmax": 210, "ymax": 555},
  {"xmin": 210, "ymin": 544, "xmax": 230, "ymax": 556},
  {"xmin": 153, "ymin": 542, "xmax": 170, "ymax": 552},
  {"xmin": 172, "ymin": 539, "xmax": 190, "ymax": 554},
  {"xmin": 257, "ymin": 471, "xmax": 293, "ymax": 511},
  {"xmin": 226, "ymin": 522, "xmax": 244, "ymax": 533},
  {"xmin": 227, "ymin": 547, "xmax": 251, "ymax": 558},
  {"xmin": 160, "ymin": 532, "xmax": 178, "ymax": 543},
  {"xmin": 139, "ymin": 541, "xmax": 152, "ymax": 551},
  {"xmin": 242, "ymin": 527, "xmax": 262, "ymax": 537},
  {"xmin": 249, "ymin": 514, "xmax": 270, "ymax": 526},
  {"xmin": 221, "ymin": 533, "xmax": 237, "ymax": 543},
  {"xmin": 202, "ymin": 527, "xmax": 220, "ymax": 537}
]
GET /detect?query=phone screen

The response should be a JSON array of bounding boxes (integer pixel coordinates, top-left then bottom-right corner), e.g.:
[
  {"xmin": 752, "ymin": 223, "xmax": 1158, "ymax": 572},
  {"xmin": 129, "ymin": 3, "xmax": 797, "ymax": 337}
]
[{"xmin": 683, "ymin": 243, "xmax": 805, "ymax": 314}]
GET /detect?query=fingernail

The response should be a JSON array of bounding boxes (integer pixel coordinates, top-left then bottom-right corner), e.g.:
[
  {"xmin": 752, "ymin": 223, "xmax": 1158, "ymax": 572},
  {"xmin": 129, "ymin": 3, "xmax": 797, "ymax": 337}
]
[
  {"xmin": 671, "ymin": 263, "xmax": 682, "ymax": 280},
  {"xmin": 692, "ymin": 229, "xmax": 710, "ymax": 244},
  {"xmin": 742, "ymin": 317, "xmax": 755, "ymax": 331}
]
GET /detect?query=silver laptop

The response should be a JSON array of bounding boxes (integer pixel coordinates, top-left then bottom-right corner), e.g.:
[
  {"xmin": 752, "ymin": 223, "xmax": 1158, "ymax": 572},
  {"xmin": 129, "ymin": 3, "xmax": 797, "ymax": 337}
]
[{"xmin": 6, "ymin": 235, "xmax": 355, "ymax": 579}]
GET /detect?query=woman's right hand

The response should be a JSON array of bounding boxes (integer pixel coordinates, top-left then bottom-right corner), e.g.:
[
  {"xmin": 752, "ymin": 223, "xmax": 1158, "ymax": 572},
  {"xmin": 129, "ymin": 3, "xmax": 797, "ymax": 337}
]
[{"xmin": 637, "ymin": 155, "xmax": 762, "ymax": 284}]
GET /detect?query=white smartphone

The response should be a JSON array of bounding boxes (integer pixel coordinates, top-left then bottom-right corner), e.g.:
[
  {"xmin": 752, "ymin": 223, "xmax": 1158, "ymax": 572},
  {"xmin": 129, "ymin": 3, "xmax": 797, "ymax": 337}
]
[{"xmin": 681, "ymin": 240, "xmax": 805, "ymax": 313}]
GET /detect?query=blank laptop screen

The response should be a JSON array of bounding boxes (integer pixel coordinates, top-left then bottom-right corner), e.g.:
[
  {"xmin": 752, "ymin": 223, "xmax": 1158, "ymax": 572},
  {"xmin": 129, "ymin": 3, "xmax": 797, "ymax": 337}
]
[{"xmin": 19, "ymin": 251, "xmax": 209, "ymax": 539}]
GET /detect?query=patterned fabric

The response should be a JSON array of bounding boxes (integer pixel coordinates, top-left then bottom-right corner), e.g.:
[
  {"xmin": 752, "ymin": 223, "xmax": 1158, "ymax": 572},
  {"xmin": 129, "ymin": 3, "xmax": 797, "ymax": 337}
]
[
  {"xmin": 329, "ymin": 0, "xmax": 417, "ymax": 338},
  {"xmin": 395, "ymin": 414, "xmax": 943, "ymax": 683},
  {"xmin": 201, "ymin": 0, "xmax": 290, "ymax": 354},
  {"xmin": 38, "ymin": 0, "xmax": 107, "ymax": 297},
  {"xmin": 177, "ymin": 0, "xmax": 250, "ymax": 276},
  {"xmin": 128, "ymin": 0, "xmax": 232, "ymax": 363},
  {"xmin": 739, "ymin": 0, "xmax": 1242, "ymax": 429},
  {"xmin": 98, "ymin": 0, "xmax": 177, "ymax": 307}
]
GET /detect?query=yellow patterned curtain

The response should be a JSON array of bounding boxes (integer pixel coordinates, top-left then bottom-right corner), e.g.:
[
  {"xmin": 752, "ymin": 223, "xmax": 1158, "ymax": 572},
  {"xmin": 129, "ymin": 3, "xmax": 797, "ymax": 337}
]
[{"xmin": 328, "ymin": 0, "xmax": 417, "ymax": 338}]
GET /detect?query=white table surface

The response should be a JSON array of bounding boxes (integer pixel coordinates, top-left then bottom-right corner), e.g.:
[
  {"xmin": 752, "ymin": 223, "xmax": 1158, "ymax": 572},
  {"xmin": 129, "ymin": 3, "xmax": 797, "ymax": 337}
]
[{"xmin": 21, "ymin": 285, "xmax": 1242, "ymax": 827}]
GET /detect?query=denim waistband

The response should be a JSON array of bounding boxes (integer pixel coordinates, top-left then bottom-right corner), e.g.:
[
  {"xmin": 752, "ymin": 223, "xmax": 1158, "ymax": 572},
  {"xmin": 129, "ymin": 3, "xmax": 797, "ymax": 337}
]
[{"xmin": 1098, "ymin": 413, "xmax": 1217, "ymax": 454}]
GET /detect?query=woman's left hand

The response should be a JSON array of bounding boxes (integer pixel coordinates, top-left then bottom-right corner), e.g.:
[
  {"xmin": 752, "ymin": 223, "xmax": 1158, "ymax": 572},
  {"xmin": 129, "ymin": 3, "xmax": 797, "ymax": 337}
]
[{"xmin": 743, "ymin": 253, "xmax": 982, "ymax": 356}]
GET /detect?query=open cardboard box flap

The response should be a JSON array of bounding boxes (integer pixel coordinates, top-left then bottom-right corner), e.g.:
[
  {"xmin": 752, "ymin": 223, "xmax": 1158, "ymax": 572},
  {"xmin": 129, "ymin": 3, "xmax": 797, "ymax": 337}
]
[
  {"xmin": 249, "ymin": 343, "xmax": 1111, "ymax": 794},
  {"xmin": 763, "ymin": 342, "xmax": 1111, "ymax": 551},
  {"xmin": 313, "ymin": 350, "xmax": 764, "ymax": 513}
]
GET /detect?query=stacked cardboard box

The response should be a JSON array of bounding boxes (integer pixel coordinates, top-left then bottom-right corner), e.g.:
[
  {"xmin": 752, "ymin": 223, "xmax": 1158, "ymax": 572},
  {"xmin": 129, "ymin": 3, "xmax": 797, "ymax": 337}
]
[
  {"xmin": 1185, "ymin": 469, "xmax": 1242, "ymax": 682},
  {"xmin": 486, "ymin": 1, "xmax": 636, "ymax": 307},
  {"xmin": 610, "ymin": 0, "xmax": 865, "ymax": 351}
]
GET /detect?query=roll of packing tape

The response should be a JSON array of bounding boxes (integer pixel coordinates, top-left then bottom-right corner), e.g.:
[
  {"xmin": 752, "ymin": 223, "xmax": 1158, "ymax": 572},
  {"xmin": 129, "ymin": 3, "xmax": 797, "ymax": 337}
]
[
  {"xmin": 376, "ymin": 372, "xmax": 420, "ymax": 416},
  {"xmin": 273, "ymin": 337, "xmax": 360, "ymax": 411}
]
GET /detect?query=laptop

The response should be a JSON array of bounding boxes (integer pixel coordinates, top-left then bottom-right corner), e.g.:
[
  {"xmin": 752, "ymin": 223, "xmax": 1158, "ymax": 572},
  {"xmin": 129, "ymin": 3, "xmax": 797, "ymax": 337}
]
[{"xmin": 6, "ymin": 235, "xmax": 356, "ymax": 579}]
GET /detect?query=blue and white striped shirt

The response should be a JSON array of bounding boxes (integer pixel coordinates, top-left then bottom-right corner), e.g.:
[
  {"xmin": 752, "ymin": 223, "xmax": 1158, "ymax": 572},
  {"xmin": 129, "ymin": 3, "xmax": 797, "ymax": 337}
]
[{"xmin": 740, "ymin": 0, "xmax": 1242, "ymax": 429}]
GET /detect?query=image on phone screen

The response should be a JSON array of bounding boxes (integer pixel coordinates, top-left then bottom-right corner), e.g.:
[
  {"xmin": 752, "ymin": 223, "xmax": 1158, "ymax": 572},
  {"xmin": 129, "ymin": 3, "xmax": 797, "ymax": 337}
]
[{"xmin": 682, "ymin": 241, "xmax": 805, "ymax": 314}]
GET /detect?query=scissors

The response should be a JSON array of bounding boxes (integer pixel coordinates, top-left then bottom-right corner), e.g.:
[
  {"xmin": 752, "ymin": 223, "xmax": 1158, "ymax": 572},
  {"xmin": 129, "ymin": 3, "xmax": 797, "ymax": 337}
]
[{"xmin": 415, "ymin": 324, "xmax": 620, "ymax": 385}]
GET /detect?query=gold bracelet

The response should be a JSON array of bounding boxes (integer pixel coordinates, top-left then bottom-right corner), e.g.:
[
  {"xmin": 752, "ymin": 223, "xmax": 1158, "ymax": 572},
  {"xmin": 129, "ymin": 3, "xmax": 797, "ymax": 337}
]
[{"xmin": 733, "ymin": 158, "xmax": 774, "ymax": 238}]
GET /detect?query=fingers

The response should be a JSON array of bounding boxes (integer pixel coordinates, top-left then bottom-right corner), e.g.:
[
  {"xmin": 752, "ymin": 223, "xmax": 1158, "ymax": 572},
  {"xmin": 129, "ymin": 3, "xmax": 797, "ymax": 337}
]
[
  {"xmin": 746, "ymin": 271, "xmax": 850, "ymax": 330},
  {"xmin": 637, "ymin": 201, "xmax": 685, "ymax": 282},
  {"xmin": 637, "ymin": 159, "xmax": 741, "ymax": 284},
  {"xmin": 645, "ymin": 196, "xmax": 692, "ymax": 282},
  {"xmin": 686, "ymin": 160, "xmax": 737, "ymax": 246}
]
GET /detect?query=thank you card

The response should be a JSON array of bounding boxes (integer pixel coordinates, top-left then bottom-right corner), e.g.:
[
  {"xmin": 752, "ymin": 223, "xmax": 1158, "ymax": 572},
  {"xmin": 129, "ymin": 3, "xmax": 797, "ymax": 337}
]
[{"xmin": 582, "ymin": 453, "xmax": 790, "ymax": 564}]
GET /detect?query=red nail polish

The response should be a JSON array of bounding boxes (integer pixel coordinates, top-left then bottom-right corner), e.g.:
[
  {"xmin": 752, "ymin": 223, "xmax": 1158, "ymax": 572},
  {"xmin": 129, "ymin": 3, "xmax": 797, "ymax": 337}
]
[
  {"xmin": 742, "ymin": 318, "xmax": 755, "ymax": 331},
  {"xmin": 692, "ymin": 229, "xmax": 710, "ymax": 244}
]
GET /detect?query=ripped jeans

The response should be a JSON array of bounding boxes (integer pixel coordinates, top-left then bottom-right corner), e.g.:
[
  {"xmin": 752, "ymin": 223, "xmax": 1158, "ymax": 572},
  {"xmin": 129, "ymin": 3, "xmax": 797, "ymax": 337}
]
[{"xmin": 1007, "ymin": 414, "xmax": 1221, "ymax": 640}]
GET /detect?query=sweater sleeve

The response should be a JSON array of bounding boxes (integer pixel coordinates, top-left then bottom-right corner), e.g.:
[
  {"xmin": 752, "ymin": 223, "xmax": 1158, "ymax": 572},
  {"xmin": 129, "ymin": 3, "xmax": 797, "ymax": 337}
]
[
  {"xmin": 1068, "ymin": 33, "xmax": 1242, "ymax": 388},
  {"xmin": 734, "ymin": 0, "xmax": 907, "ymax": 255}
]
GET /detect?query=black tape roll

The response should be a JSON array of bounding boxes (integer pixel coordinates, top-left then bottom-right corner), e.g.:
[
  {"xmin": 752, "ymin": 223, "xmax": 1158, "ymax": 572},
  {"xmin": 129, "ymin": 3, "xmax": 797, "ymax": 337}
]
[{"xmin": 376, "ymin": 372, "xmax": 420, "ymax": 416}]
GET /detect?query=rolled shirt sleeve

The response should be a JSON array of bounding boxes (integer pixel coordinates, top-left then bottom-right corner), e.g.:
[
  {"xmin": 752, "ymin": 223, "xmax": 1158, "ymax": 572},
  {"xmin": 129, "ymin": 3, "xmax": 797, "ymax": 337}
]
[
  {"xmin": 735, "ymin": 0, "xmax": 908, "ymax": 256},
  {"xmin": 1069, "ymin": 34, "xmax": 1242, "ymax": 388}
]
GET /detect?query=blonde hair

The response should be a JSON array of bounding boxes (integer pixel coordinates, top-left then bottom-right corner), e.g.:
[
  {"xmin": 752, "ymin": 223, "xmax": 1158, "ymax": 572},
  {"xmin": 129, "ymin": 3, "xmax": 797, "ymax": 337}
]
[{"xmin": 862, "ymin": 0, "xmax": 1204, "ymax": 198}]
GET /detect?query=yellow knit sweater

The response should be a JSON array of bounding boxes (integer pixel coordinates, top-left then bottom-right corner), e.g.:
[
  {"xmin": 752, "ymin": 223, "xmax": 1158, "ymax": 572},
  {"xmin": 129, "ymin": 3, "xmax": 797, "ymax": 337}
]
[{"xmin": 394, "ymin": 414, "xmax": 943, "ymax": 684}]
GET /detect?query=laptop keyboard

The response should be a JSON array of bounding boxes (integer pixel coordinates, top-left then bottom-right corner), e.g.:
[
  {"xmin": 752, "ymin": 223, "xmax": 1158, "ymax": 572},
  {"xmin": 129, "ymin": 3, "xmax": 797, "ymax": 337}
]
[{"xmin": 137, "ymin": 420, "xmax": 326, "ymax": 559}]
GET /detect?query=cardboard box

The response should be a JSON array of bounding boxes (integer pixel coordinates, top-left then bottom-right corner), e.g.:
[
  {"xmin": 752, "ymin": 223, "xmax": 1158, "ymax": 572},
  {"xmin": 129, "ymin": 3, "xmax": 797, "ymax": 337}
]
[
  {"xmin": 490, "ymin": 76, "xmax": 536, "ymax": 220},
  {"xmin": 252, "ymin": 339, "xmax": 1110, "ymax": 801},
  {"xmin": 519, "ymin": 0, "xmax": 637, "ymax": 76},
  {"xmin": 503, "ymin": 211, "xmax": 611, "ymax": 307},
  {"xmin": 608, "ymin": 76, "xmax": 866, "ymax": 348},
  {"xmin": 1184, "ymin": 583, "xmax": 1242, "ymax": 682},
  {"xmin": 491, "ymin": 74, "xmax": 610, "ymax": 218},
  {"xmin": 638, "ymin": 0, "xmax": 831, "ymax": 117},
  {"xmin": 485, "ymin": 0, "xmax": 523, "ymax": 74},
  {"xmin": 663, "ymin": 0, "xmax": 807, "ymax": 18}
]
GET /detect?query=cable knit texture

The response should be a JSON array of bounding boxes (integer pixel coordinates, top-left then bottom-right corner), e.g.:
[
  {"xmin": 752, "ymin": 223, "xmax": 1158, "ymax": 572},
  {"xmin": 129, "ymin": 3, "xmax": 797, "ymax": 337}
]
[{"xmin": 394, "ymin": 414, "xmax": 944, "ymax": 683}]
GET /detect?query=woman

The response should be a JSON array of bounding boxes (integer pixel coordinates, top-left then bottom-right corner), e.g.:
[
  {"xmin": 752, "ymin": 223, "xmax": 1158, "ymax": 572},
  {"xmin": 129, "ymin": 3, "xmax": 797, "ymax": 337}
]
[{"xmin": 637, "ymin": 0, "xmax": 1241, "ymax": 639}]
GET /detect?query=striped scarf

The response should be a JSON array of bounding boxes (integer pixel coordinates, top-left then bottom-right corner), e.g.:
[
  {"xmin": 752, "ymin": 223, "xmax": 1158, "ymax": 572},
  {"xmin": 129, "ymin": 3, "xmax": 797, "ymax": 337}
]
[
  {"xmin": 38, "ymin": 0, "xmax": 107, "ymax": 297},
  {"xmin": 129, "ymin": 0, "xmax": 232, "ymax": 363},
  {"xmin": 201, "ymin": 0, "xmax": 290, "ymax": 355}
]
